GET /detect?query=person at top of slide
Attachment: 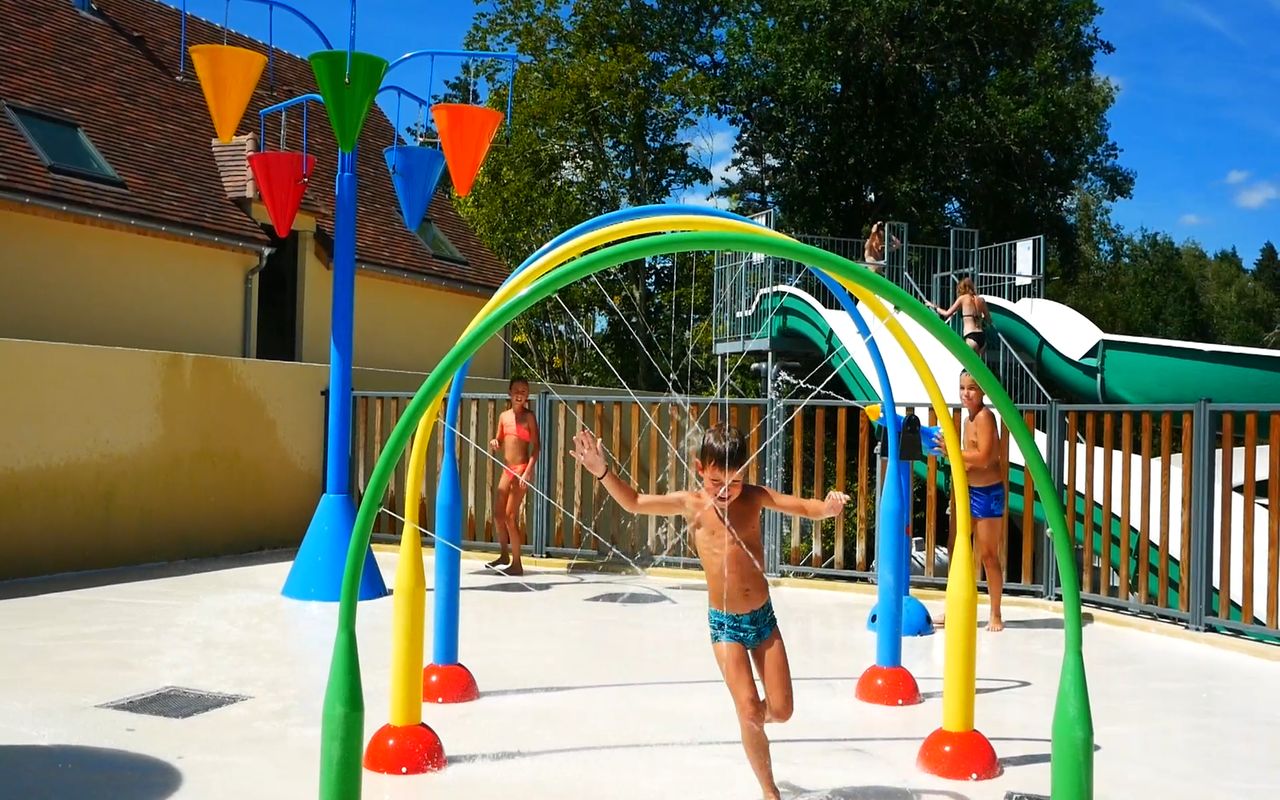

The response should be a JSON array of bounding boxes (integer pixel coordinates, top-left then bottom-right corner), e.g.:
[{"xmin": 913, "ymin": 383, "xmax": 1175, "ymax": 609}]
[{"xmin": 863, "ymin": 220, "xmax": 900, "ymax": 274}]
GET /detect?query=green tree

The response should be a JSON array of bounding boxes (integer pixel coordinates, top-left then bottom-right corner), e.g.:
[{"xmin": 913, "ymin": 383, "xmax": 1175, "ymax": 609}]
[
  {"xmin": 446, "ymin": 0, "xmax": 721, "ymax": 392},
  {"xmin": 1198, "ymin": 246, "xmax": 1279, "ymax": 348},
  {"xmin": 1254, "ymin": 241, "xmax": 1280, "ymax": 297},
  {"xmin": 714, "ymin": 0, "xmax": 1132, "ymax": 276}
]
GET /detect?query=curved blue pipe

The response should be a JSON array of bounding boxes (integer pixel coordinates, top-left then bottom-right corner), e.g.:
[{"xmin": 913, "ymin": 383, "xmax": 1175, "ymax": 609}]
[
  {"xmin": 432, "ymin": 203, "xmax": 914, "ymax": 666},
  {"xmin": 802, "ymin": 274, "xmax": 910, "ymax": 665},
  {"xmin": 237, "ymin": 0, "xmax": 336, "ymax": 49}
]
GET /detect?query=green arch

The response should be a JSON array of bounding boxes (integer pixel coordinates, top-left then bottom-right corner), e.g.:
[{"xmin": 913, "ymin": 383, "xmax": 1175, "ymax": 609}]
[{"xmin": 320, "ymin": 230, "xmax": 1093, "ymax": 800}]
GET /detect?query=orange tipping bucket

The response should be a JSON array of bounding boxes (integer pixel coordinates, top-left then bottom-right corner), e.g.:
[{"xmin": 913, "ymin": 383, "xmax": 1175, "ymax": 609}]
[
  {"xmin": 190, "ymin": 44, "xmax": 267, "ymax": 143},
  {"xmin": 431, "ymin": 103, "xmax": 504, "ymax": 197}
]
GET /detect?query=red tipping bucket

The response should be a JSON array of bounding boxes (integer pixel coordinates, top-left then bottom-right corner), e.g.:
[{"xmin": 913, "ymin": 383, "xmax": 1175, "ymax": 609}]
[
  {"xmin": 248, "ymin": 151, "xmax": 316, "ymax": 238},
  {"xmin": 431, "ymin": 103, "xmax": 504, "ymax": 197}
]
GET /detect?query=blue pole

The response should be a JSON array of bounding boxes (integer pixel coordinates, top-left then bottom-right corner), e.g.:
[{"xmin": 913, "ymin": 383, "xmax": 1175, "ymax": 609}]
[
  {"xmin": 327, "ymin": 151, "xmax": 356, "ymax": 492},
  {"xmin": 804, "ymin": 273, "xmax": 912, "ymax": 664},
  {"xmin": 432, "ymin": 371, "xmax": 467, "ymax": 665},
  {"xmin": 282, "ymin": 147, "xmax": 387, "ymax": 601}
]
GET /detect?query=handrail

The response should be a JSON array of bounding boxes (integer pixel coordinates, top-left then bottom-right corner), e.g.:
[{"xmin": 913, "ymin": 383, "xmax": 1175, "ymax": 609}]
[{"xmin": 257, "ymin": 93, "xmax": 321, "ymax": 153}]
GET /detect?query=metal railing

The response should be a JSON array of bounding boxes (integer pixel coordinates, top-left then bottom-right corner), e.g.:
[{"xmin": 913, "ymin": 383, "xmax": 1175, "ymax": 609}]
[{"xmin": 351, "ymin": 390, "xmax": 1280, "ymax": 645}]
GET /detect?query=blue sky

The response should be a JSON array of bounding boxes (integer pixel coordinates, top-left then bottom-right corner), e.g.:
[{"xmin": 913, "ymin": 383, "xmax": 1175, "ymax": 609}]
[
  {"xmin": 169, "ymin": 0, "xmax": 1278, "ymax": 262},
  {"xmin": 1098, "ymin": 0, "xmax": 1279, "ymax": 262}
]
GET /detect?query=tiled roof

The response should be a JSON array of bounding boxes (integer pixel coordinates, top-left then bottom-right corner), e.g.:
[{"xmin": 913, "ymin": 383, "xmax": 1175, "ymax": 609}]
[{"xmin": 0, "ymin": 0, "xmax": 509, "ymax": 290}]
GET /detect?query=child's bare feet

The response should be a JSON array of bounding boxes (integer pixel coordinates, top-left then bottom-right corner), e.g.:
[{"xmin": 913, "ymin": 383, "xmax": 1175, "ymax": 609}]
[
  {"xmin": 763, "ymin": 786, "xmax": 782, "ymax": 800},
  {"xmin": 504, "ymin": 563, "xmax": 524, "ymax": 577},
  {"xmin": 986, "ymin": 616, "xmax": 1004, "ymax": 632},
  {"xmin": 485, "ymin": 555, "xmax": 509, "ymax": 569}
]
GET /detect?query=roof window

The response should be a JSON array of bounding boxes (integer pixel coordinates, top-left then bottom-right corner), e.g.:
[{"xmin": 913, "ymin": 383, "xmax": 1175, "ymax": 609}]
[
  {"xmin": 417, "ymin": 219, "xmax": 468, "ymax": 264},
  {"xmin": 5, "ymin": 104, "xmax": 123, "ymax": 185}
]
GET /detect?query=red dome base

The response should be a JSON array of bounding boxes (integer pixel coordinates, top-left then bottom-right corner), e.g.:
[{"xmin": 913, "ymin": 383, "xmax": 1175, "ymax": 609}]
[
  {"xmin": 855, "ymin": 664, "xmax": 922, "ymax": 706},
  {"xmin": 363, "ymin": 722, "xmax": 445, "ymax": 775},
  {"xmin": 917, "ymin": 727, "xmax": 1001, "ymax": 781},
  {"xmin": 423, "ymin": 662, "xmax": 479, "ymax": 704}
]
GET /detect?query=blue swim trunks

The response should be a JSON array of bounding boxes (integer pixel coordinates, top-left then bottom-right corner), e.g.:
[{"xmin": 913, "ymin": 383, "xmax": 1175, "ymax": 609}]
[
  {"xmin": 970, "ymin": 483, "xmax": 1005, "ymax": 519},
  {"xmin": 709, "ymin": 599, "xmax": 778, "ymax": 650}
]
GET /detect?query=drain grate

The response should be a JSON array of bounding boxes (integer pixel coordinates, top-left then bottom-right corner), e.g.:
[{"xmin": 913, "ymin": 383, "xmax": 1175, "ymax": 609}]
[
  {"xmin": 1004, "ymin": 793, "xmax": 1049, "ymax": 800},
  {"xmin": 585, "ymin": 592, "xmax": 668, "ymax": 604},
  {"xmin": 98, "ymin": 686, "xmax": 249, "ymax": 719}
]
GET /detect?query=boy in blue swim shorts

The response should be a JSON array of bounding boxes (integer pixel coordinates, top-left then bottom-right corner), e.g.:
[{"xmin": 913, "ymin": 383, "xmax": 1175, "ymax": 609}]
[
  {"xmin": 937, "ymin": 370, "xmax": 1008, "ymax": 631},
  {"xmin": 572, "ymin": 424, "xmax": 849, "ymax": 800}
]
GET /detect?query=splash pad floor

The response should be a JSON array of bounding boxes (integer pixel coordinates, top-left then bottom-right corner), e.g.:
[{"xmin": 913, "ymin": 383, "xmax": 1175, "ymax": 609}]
[{"xmin": 1, "ymin": 549, "xmax": 1277, "ymax": 800}]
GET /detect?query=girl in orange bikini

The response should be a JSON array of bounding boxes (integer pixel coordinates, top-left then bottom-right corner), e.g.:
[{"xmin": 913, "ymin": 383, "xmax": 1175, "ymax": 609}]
[{"xmin": 486, "ymin": 377, "xmax": 539, "ymax": 576}]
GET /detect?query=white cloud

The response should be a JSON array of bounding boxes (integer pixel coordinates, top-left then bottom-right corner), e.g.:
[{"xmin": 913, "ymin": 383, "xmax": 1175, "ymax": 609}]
[
  {"xmin": 1236, "ymin": 182, "xmax": 1278, "ymax": 209},
  {"xmin": 676, "ymin": 192, "xmax": 729, "ymax": 210},
  {"xmin": 1225, "ymin": 169, "xmax": 1250, "ymax": 185},
  {"xmin": 1178, "ymin": 213, "xmax": 1204, "ymax": 225},
  {"xmin": 707, "ymin": 155, "xmax": 740, "ymax": 188},
  {"xmin": 1167, "ymin": 1, "xmax": 1247, "ymax": 46}
]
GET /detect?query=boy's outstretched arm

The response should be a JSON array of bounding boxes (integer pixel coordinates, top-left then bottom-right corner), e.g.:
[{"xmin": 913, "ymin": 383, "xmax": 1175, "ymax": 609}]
[
  {"xmin": 758, "ymin": 486, "xmax": 850, "ymax": 520},
  {"xmin": 570, "ymin": 430, "xmax": 690, "ymax": 515}
]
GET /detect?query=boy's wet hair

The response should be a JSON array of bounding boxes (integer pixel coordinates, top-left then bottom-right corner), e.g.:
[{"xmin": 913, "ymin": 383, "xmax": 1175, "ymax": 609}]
[
  {"xmin": 959, "ymin": 369, "xmax": 984, "ymax": 392},
  {"xmin": 508, "ymin": 376, "xmax": 529, "ymax": 390},
  {"xmin": 699, "ymin": 424, "xmax": 748, "ymax": 471}
]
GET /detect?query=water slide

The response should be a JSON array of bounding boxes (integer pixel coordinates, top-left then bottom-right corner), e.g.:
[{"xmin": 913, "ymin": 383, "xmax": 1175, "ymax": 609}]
[
  {"xmin": 753, "ymin": 286, "xmax": 1273, "ymax": 625},
  {"xmin": 985, "ymin": 296, "xmax": 1280, "ymax": 404}
]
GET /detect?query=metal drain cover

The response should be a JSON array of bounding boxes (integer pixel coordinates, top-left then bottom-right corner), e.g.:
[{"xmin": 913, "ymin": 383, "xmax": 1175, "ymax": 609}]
[
  {"xmin": 585, "ymin": 592, "xmax": 668, "ymax": 604},
  {"xmin": 98, "ymin": 687, "xmax": 249, "ymax": 719},
  {"xmin": 1004, "ymin": 793, "xmax": 1049, "ymax": 800}
]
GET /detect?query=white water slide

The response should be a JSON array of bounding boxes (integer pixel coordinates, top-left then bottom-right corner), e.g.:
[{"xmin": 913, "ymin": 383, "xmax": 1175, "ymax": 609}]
[{"xmin": 755, "ymin": 285, "xmax": 1274, "ymax": 621}]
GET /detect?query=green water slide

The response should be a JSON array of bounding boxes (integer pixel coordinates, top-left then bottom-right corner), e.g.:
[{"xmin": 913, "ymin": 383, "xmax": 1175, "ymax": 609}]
[
  {"xmin": 765, "ymin": 292, "xmax": 1200, "ymax": 610},
  {"xmin": 986, "ymin": 298, "xmax": 1280, "ymax": 404}
]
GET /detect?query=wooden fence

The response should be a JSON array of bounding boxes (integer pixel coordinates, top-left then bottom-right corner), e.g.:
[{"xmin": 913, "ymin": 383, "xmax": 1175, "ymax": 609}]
[{"xmin": 351, "ymin": 392, "xmax": 1280, "ymax": 641}]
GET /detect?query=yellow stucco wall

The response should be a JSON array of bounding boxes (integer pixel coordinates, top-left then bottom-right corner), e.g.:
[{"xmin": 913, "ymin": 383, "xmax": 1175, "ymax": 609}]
[
  {"xmin": 0, "ymin": 204, "xmax": 511, "ymax": 580},
  {"xmin": 299, "ymin": 246, "xmax": 506, "ymax": 377},
  {"xmin": 0, "ymin": 336, "xmax": 326, "ymax": 581},
  {"xmin": 0, "ymin": 207, "xmax": 257, "ymax": 357}
]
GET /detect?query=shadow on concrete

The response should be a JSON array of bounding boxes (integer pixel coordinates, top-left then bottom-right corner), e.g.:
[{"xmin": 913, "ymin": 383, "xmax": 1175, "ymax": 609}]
[
  {"xmin": 919, "ymin": 676, "xmax": 1031, "ymax": 701},
  {"xmin": 0, "ymin": 549, "xmax": 295, "ymax": 601},
  {"xmin": 780, "ymin": 781, "xmax": 972, "ymax": 799},
  {"xmin": 0, "ymin": 744, "xmax": 182, "ymax": 799}
]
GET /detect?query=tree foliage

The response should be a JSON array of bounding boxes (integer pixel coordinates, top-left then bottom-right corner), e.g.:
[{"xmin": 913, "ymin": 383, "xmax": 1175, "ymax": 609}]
[
  {"xmin": 442, "ymin": 0, "xmax": 726, "ymax": 392},
  {"xmin": 1058, "ymin": 205, "xmax": 1278, "ymax": 347},
  {"xmin": 714, "ymin": 0, "xmax": 1133, "ymax": 265},
  {"xmin": 447, "ymin": 0, "xmax": 1276, "ymax": 397}
]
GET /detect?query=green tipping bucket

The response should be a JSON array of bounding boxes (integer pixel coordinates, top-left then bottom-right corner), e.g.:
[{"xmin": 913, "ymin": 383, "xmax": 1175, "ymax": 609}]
[{"xmin": 309, "ymin": 50, "xmax": 389, "ymax": 153}]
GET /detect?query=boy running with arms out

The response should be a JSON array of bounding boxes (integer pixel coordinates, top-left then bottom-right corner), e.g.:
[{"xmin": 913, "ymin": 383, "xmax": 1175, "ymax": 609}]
[
  {"xmin": 937, "ymin": 369, "xmax": 1007, "ymax": 631},
  {"xmin": 571, "ymin": 424, "xmax": 849, "ymax": 800}
]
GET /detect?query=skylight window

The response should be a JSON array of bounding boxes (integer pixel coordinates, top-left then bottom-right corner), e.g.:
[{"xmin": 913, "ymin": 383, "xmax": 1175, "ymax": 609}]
[
  {"xmin": 5, "ymin": 104, "xmax": 122, "ymax": 185},
  {"xmin": 416, "ymin": 219, "xmax": 468, "ymax": 264}
]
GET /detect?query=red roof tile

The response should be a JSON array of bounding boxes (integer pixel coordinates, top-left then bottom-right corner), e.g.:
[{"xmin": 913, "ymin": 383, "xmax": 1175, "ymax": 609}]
[{"xmin": 0, "ymin": 0, "xmax": 509, "ymax": 290}]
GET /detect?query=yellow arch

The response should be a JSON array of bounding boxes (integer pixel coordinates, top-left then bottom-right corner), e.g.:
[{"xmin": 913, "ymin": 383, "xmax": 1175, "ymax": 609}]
[{"xmin": 389, "ymin": 216, "xmax": 978, "ymax": 734}]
